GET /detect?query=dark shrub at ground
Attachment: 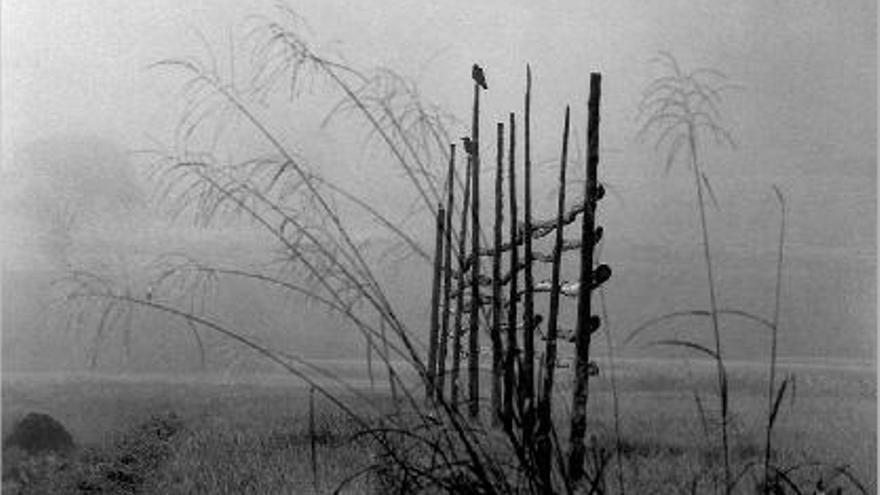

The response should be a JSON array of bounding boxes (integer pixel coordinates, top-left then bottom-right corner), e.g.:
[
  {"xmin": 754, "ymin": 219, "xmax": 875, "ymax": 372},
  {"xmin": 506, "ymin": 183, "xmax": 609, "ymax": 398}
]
[
  {"xmin": 4, "ymin": 412, "xmax": 75, "ymax": 456},
  {"xmin": 75, "ymin": 412, "xmax": 184, "ymax": 493},
  {"xmin": 1, "ymin": 412, "xmax": 184, "ymax": 495}
]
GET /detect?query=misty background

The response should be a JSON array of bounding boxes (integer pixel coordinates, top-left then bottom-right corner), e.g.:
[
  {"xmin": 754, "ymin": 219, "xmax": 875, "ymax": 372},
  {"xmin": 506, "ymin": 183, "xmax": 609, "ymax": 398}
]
[{"xmin": 1, "ymin": 0, "xmax": 875, "ymax": 375}]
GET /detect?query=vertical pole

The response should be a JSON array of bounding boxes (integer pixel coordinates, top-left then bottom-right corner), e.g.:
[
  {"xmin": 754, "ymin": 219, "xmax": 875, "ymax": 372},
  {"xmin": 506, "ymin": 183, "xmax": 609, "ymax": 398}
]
[
  {"xmin": 537, "ymin": 106, "xmax": 570, "ymax": 485},
  {"xmin": 490, "ymin": 122, "xmax": 505, "ymax": 426},
  {"xmin": 504, "ymin": 112, "xmax": 518, "ymax": 430},
  {"xmin": 569, "ymin": 73, "xmax": 602, "ymax": 481},
  {"xmin": 521, "ymin": 65, "xmax": 536, "ymax": 438},
  {"xmin": 437, "ymin": 145, "xmax": 456, "ymax": 402},
  {"xmin": 427, "ymin": 203, "xmax": 445, "ymax": 403},
  {"xmin": 468, "ymin": 81, "xmax": 482, "ymax": 419},
  {"xmin": 452, "ymin": 158, "xmax": 472, "ymax": 413}
]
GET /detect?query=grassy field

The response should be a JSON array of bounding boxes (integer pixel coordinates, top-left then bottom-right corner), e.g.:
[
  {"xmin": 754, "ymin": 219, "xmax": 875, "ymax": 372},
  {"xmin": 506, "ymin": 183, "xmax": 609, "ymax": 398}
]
[{"xmin": 2, "ymin": 358, "xmax": 875, "ymax": 493}]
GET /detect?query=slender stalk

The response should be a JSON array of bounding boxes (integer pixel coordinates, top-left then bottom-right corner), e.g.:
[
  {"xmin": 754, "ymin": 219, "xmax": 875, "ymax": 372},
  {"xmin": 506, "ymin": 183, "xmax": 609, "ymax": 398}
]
[
  {"xmin": 599, "ymin": 288, "xmax": 625, "ymax": 494},
  {"xmin": 452, "ymin": 157, "xmax": 473, "ymax": 412},
  {"xmin": 594, "ymin": 237, "xmax": 624, "ymax": 494},
  {"xmin": 504, "ymin": 112, "xmax": 518, "ymax": 430},
  {"xmin": 521, "ymin": 64, "xmax": 536, "ymax": 438},
  {"xmin": 537, "ymin": 105, "xmax": 570, "ymax": 486},
  {"xmin": 436, "ymin": 145, "xmax": 456, "ymax": 402},
  {"xmin": 687, "ymin": 121, "xmax": 730, "ymax": 491},
  {"xmin": 427, "ymin": 203, "xmax": 446, "ymax": 402},
  {"xmin": 309, "ymin": 385, "xmax": 319, "ymax": 492},
  {"xmin": 366, "ymin": 331, "xmax": 374, "ymax": 390},
  {"xmin": 380, "ymin": 317, "xmax": 399, "ymax": 405},
  {"xmin": 635, "ymin": 56, "xmax": 740, "ymax": 490},
  {"xmin": 491, "ymin": 122, "xmax": 505, "ymax": 427},
  {"xmin": 764, "ymin": 186, "xmax": 787, "ymax": 490},
  {"xmin": 468, "ymin": 80, "xmax": 482, "ymax": 419},
  {"xmin": 569, "ymin": 72, "xmax": 601, "ymax": 481}
]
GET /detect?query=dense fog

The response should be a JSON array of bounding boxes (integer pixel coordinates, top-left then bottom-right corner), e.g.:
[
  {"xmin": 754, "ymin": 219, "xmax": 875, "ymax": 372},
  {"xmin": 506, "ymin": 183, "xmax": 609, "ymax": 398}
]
[{"xmin": 1, "ymin": 0, "xmax": 875, "ymax": 375}]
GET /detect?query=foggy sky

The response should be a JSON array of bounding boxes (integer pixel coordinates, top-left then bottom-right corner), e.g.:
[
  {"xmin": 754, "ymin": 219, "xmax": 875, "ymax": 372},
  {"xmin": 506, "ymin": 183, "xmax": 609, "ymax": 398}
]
[{"xmin": 1, "ymin": 0, "xmax": 876, "ymax": 368}]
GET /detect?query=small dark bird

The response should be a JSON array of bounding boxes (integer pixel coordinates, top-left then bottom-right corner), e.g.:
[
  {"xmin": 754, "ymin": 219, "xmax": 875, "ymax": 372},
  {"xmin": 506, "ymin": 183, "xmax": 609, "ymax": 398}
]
[
  {"xmin": 461, "ymin": 136, "xmax": 477, "ymax": 155},
  {"xmin": 472, "ymin": 64, "xmax": 488, "ymax": 90}
]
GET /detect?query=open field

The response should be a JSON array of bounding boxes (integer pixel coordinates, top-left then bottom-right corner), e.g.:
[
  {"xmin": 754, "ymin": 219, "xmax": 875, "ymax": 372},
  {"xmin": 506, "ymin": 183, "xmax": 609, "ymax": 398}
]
[{"xmin": 2, "ymin": 357, "xmax": 875, "ymax": 493}]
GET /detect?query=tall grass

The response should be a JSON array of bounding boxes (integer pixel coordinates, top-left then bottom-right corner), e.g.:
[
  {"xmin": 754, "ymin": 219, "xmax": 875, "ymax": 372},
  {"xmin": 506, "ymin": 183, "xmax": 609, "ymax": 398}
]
[
  {"xmin": 629, "ymin": 52, "xmax": 868, "ymax": 495},
  {"xmin": 636, "ymin": 51, "xmax": 738, "ymax": 491},
  {"xmin": 60, "ymin": 3, "xmax": 488, "ymax": 488}
]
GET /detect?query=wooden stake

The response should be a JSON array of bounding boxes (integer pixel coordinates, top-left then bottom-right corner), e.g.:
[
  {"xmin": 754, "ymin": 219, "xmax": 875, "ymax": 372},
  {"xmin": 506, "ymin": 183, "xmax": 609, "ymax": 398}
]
[
  {"xmin": 504, "ymin": 112, "xmax": 518, "ymax": 429},
  {"xmin": 468, "ymin": 77, "xmax": 482, "ymax": 419},
  {"xmin": 537, "ymin": 105, "xmax": 570, "ymax": 484},
  {"xmin": 568, "ymin": 73, "xmax": 602, "ymax": 481},
  {"xmin": 427, "ymin": 203, "xmax": 446, "ymax": 403},
  {"xmin": 451, "ymin": 157, "xmax": 472, "ymax": 412},
  {"xmin": 436, "ymin": 145, "xmax": 456, "ymax": 402},
  {"xmin": 490, "ymin": 122, "xmax": 505, "ymax": 426},
  {"xmin": 521, "ymin": 65, "xmax": 536, "ymax": 438}
]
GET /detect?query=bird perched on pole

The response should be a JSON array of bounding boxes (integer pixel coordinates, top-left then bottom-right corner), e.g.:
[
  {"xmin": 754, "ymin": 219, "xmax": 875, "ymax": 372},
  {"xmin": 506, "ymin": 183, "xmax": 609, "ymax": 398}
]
[
  {"xmin": 461, "ymin": 137, "xmax": 477, "ymax": 156},
  {"xmin": 472, "ymin": 64, "xmax": 488, "ymax": 90}
]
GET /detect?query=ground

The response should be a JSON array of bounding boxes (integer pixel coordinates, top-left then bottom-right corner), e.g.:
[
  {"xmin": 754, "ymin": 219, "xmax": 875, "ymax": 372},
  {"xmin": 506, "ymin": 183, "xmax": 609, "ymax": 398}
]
[{"xmin": 1, "ymin": 358, "xmax": 875, "ymax": 493}]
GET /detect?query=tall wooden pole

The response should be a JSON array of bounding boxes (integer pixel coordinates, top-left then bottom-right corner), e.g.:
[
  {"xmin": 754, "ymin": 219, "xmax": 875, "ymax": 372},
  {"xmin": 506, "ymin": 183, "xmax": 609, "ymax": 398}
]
[
  {"xmin": 452, "ymin": 157, "xmax": 472, "ymax": 412},
  {"xmin": 468, "ymin": 76, "xmax": 483, "ymax": 419},
  {"xmin": 520, "ymin": 65, "xmax": 536, "ymax": 438},
  {"xmin": 568, "ymin": 73, "xmax": 602, "ymax": 480},
  {"xmin": 427, "ymin": 203, "xmax": 445, "ymax": 403},
  {"xmin": 503, "ymin": 112, "xmax": 518, "ymax": 429},
  {"xmin": 436, "ymin": 145, "xmax": 456, "ymax": 402},
  {"xmin": 490, "ymin": 122, "xmax": 505, "ymax": 426},
  {"xmin": 537, "ymin": 106, "xmax": 570, "ymax": 484}
]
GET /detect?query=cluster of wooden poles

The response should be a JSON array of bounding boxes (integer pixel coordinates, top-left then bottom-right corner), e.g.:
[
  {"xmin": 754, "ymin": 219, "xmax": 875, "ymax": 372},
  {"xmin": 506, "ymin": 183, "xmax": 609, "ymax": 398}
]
[{"xmin": 425, "ymin": 67, "xmax": 611, "ymax": 482}]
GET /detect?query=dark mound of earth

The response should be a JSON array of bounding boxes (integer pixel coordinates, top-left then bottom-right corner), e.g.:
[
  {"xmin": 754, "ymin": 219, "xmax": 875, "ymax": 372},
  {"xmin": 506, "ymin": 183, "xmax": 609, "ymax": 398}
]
[{"xmin": 4, "ymin": 412, "xmax": 75, "ymax": 456}]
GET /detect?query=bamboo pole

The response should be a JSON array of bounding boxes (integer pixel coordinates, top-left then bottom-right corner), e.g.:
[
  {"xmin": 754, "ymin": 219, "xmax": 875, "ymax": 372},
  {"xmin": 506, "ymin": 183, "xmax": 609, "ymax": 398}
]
[
  {"xmin": 490, "ymin": 122, "xmax": 505, "ymax": 426},
  {"xmin": 451, "ymin": 157, "xmax": 472, "ymax": 412},
  {"xmin": 521, "ymin": 65, "xmax": 536, "ymax": 437},
  {"xmin": 427, "ymin": 203, "xmax": 446, "ymax": 403},
  {"xmin": 568, "ymin": 73, "xmax": 602, "ymax": 480},
  {"xmin": 504, "ymin": 112, "xmax": 518, "ymax": 429},
  {"xmin": 436, "ymin": 145, "xmax": 456, "ymax": 402},
  {"xmin": 468, "ymin": 73, "xmax": 483, "ymax": 419},
  {"xmin": 537, "ymin": 105, "xmax": 571, "ymax": 484}
]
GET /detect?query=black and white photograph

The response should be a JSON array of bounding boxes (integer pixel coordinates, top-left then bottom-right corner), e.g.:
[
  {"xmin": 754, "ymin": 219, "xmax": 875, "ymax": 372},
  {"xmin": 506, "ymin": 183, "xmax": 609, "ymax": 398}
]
[{"xmin": 1, "ymin": 1, "xmax": 876, "ymax": 493}]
